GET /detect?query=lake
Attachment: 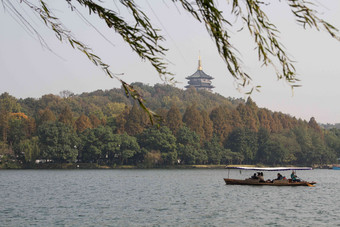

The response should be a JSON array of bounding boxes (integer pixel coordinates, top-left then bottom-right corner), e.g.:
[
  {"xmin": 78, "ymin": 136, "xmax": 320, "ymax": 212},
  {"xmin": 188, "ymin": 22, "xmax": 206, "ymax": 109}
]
[{"xmin": 0, "ymin": 169, "xmax": 339, "ymax": 226}]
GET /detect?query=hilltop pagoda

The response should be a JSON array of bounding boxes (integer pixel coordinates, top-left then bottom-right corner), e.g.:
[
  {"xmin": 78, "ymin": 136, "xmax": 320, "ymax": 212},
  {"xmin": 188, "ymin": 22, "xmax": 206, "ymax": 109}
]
[{"xmin": 185, "ymin": 56, "xmax": 214, "ymax": 92}]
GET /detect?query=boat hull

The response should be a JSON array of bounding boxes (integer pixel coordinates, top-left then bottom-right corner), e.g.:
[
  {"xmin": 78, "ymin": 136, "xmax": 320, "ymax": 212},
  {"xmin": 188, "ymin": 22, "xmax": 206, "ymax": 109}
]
[{"xmin": 224, "ymin": 178, "xmax": 316, "ymax": 186}]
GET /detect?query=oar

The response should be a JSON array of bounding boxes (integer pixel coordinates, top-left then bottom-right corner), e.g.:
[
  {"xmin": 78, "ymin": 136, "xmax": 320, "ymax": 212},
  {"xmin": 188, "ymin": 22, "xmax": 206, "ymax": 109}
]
[
  {"xmin": 306, "ymin": 182, "xmax": 315, "ymax": 187},
  {"xmin": 296, "ymin": 177, "xmax": 315, "ymax": 187}
]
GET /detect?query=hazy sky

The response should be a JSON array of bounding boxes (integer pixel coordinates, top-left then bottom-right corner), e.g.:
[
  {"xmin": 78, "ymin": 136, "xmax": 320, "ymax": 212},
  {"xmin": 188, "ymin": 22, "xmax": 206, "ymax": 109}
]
[{"xmin": 1, "ymin": 1, "xmax": 340, "ymax": 124}]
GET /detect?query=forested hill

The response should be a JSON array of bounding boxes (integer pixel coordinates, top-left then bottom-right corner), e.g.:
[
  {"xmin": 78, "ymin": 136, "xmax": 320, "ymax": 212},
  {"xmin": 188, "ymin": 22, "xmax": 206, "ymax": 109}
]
[
  {"xmin": 17, "ymin": 82, "xmax": 244, "ymax": 118},
  {"xmin": 1, "ymin": 83, "xmax": 339, "ymax": 168}
]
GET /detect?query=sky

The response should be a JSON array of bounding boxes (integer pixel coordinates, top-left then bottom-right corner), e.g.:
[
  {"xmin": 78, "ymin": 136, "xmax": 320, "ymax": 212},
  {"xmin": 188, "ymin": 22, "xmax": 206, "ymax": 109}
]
[{"xmin": 1, "ymin": 1, "xmax": 340, "ymax": 124}]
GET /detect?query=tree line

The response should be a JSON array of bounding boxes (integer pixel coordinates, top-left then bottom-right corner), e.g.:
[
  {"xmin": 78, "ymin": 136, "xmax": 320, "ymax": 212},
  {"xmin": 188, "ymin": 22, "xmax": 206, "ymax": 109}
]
[{"xmin": 1, "ymin": 83, "xmax": 339, "ymax": 168}]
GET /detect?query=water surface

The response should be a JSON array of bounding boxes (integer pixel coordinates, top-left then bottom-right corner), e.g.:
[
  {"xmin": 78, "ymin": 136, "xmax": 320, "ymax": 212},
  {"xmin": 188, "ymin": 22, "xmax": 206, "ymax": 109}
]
[{"xmin": 0, "ymin": 169, "xmax": 339, "ymax": 226}]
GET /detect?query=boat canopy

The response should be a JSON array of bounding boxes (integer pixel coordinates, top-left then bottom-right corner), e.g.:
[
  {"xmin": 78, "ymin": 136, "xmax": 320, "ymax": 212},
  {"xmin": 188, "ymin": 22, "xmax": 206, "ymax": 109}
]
[{"xmin": 225, "ymin": 166, "xmax": 312, "ymax": 171}]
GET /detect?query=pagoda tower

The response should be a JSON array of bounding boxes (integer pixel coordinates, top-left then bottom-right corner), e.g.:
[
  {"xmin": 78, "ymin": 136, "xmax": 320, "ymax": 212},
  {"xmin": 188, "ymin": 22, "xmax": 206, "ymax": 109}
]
[{"xmin": 185, "ymin": 56, "xmax": 214, "ymax": 92}]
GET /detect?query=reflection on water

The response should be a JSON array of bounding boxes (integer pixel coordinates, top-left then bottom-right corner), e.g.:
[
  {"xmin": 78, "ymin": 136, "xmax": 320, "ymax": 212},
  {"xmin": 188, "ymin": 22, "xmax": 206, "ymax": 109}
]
[{"xmin": 0, "ymin": 169, "xmax": 339, "ymax": 226}]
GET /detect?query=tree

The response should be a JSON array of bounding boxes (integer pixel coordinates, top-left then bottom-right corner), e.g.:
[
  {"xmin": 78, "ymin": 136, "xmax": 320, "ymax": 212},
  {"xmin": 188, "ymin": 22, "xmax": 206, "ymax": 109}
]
[
  {"xmin": 236, "ymin": 102, "xmax": 259, "ymax": 132},
  {"xmin": 257, "ymin": 109, "xmax": 272, "ymax": 131},
  {"xmin": 176, "ymin": 126, "xmax": 201, "ymax": 164},
  {"xmin": 182, "ymin": 104, "xmax": 204, "ymax": 141},
  {"xmin": 38, "ymin": 122, "xmax": 79, "ymax": 163},
  {"xmin": 18, "ymin": 137, "xmax": 40, "ymax": 165},
  {"xmin": 37, "ymin": 108, "xmax": 56, "ymax": 125},
  {"xmin": 204, "ymin": 136, "xmax": 224, "ymax": 164},
  {"xmin": 166, "ymin": 105, "xmax": 183, "ymax": 134},
  {"xmin": 225, "ymin": 128, "xmax": 258, "ymax": 164},
  {"xmin": 58, "ymin": 105, "xmax": 74, "ymax": 126},
  {"xmin": 4, "ymin": 1, "xmax": 339, "ymax": 121},
  {"xmin": 201, "ymin": 110, "xmax": 213, "ymax": 142},
  {"xmin": 138, "ymin": 126, "xmax": 177, "ymax": 164},
  {"xmin": 210, "ymin": 106, "xmax": 233, "ymax": 143},
  {"xmin": 75, "ymin": 114, "xmax": 93, "ymax": 133},
  {"xmin": 125, "ymin": 104, "xmax": 150, "ymax": 135},
  {"xmin": 0, "ymin": 92, "xmax": 21, "ymax": 142},
  {"xmin": 79, "ymin": 126, "xmax": 125, "ymax": 164},
  {"xmin": 116, "ymin": 133, "xmax": 140, "ymax": 165}
]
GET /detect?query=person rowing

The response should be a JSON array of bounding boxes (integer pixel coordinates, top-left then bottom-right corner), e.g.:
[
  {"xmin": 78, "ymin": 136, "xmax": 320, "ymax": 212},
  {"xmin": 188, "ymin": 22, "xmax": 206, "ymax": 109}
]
[{"xmin": 291, "ymin": 171, "xmax": 301, "ymax": 182}]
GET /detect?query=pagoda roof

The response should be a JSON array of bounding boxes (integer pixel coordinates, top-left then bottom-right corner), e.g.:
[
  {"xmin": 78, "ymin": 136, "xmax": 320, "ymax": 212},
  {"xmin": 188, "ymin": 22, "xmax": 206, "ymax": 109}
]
[{"xmin": 186, "ymin": 69, "xmax": 214, "ymax": 80}]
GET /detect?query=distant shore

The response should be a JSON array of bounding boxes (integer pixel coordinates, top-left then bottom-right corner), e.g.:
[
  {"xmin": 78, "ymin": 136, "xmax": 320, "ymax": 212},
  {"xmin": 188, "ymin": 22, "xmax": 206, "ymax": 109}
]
[{"xmin": 0, "ymin": 163, "xmax": 336, "ymax": 170}]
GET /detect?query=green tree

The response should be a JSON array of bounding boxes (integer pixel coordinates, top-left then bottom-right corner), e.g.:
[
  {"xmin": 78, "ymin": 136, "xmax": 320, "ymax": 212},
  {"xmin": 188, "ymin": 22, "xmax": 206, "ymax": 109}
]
[
  {"xmin": 255, "ymin": 127, "xmax": 270, "ymax": 163},
  {"xmin": 115, "ymin": 133, "xmax": 140, "ymax": 165},
  {"xmin": 204, "ymin": 136, "xmax": 224, "ymax": 164},
  {"xmin": 225, "ymin": 128, "xmax": 258, "ymax": 164},
  {"xmin": 80, "ymin": 126, "xmax": 117, "ymax": 163},
  {"xmin": 18, "ymin": 137, "xmax": 40, "ymax": 165},
  {"xmin": 176, "ymin": 126, "xmax": 201, "ymax": 164},
  {"xmin": 38, "ymin": 122, "xmax": 79, "ymax": 163},
  {"xmin": 138, "ymin": 126, "xmax": 177, "ymax": 164},
  {"xmin": 324, "ymin": 128, "xmax": 340, "ymax": 159}
]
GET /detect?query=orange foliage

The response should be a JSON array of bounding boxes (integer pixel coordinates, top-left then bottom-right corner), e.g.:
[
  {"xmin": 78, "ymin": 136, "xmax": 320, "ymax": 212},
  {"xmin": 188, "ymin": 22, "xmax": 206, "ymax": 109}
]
[{"xmin": 10, "ymin": 112, "xmax": 28, "ymax": 120}]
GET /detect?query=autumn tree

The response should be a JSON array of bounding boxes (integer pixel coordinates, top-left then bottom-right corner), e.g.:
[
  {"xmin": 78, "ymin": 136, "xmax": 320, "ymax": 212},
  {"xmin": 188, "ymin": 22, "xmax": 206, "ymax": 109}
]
[
  {"xmin": 125, "ymin": 104, "xmax": 150, "ymax": 135},
  {"xmin": 182, "ymin": 104, "xmax": 204, "ymax": 141},
  {"xmin": 257, "ymin": 109, "xmax": 272, "ymax": 131},
  {"xmin": 89, "ymin": 114, "xmax": 101, "ymax": 128},
  {"xmin": 166, "ymin": 105, "xmax": 183, "ymax": 134},
  {"xmin": 270, "ymin": 112, "xmax": 284, "ymax": 133},
  {"xmin": 58, "ymin": 105, "xmax": 74, "ymax": 126},
  {"xmin": 210, "ymin": 106, "xmax": 233, "ymax": 143},
  {"xmin": 308, "ymin": 117, "xmax": 323, "ymax": 135},
  {"xmin": 0, "ymin": 93, "xmax": 21, "ymax": 142},
  {"xmin": 37, "ymin": 108, "xmax": 56, "ymax": 125},
  {"xmin": 201, "ymin": 110, "xmax": 213, "ymax": 142},
  {"xmin": 75, "ymin": 115, "xmax": 93, "ymax": 133},
  {"xmin": 236, "ymin": 102, "xmax": 259, "ymax": 132}
]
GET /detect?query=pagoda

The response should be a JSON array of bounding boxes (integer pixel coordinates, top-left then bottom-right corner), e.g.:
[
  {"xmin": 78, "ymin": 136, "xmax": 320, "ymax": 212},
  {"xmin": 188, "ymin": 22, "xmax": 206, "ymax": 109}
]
[{"xmin": 185, "ymin": 56, "xmax": 214, "ymax": 92}]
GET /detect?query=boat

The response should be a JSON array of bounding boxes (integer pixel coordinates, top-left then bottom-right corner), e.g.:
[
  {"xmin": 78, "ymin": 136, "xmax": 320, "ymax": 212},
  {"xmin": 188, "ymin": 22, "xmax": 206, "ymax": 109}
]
[
  {"xmin": 224, "ymin": 166, "xmax": 316, "ymax": 187},
  {"xmin": 333, "ymin": 166, "xmax": 340, "ymax": 170}
]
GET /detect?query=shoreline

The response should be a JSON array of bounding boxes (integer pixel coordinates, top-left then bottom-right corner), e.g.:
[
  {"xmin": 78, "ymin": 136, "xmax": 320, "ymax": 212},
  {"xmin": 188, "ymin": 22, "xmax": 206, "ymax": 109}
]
[{"xmin": 0, "ymin": 163, "xmax": 335, "ymax": 170}]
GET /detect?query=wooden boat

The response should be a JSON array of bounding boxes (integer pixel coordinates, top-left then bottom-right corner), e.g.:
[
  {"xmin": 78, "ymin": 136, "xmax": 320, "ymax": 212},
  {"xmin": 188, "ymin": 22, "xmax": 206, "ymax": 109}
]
[
  {"xmin": 224, "ymin": 178, "xmax": 316, "ymax": 186},
  {"xmin": 224, "ymin": 166, "xmax": 316, "ymax": 187}
]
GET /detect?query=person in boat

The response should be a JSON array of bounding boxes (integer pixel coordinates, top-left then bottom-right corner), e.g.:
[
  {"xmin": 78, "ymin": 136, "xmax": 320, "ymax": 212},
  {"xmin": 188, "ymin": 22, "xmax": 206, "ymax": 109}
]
[
  {"xmin": 258, "ymin": 172, "xmax": 265, "ymax": 182},
  {"xmin": 276, "ymin": 173, "xmax": 283, "ymax": 180},
  {"xmin": 291, "ymin": 171, "xmax": 301, "ymax": 182},
  {"xmin": 251, "ymin": 173, "xmax": 258, "ymax": 179}
]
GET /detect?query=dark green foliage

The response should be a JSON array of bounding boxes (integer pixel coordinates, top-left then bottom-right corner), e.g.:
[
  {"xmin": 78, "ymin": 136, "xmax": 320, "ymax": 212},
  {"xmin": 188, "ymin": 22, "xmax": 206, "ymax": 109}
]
[
  {"xmin": 225, "ymin": 128, "xmax": 258, "ymax": 164},
  {"xmin": 138, "ymin": 126, "xmax": 177, "ymax": 154},
  {"xmin": 38, "ymin": 122, "xmax": 79, "ymax": 163}
]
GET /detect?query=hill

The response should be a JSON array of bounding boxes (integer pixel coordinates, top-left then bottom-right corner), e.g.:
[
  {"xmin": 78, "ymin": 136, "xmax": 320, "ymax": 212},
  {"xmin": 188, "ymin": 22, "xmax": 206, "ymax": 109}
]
[{"xmin": 0, "ymin": 83, "xmax": 339, "ymax": 168}]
